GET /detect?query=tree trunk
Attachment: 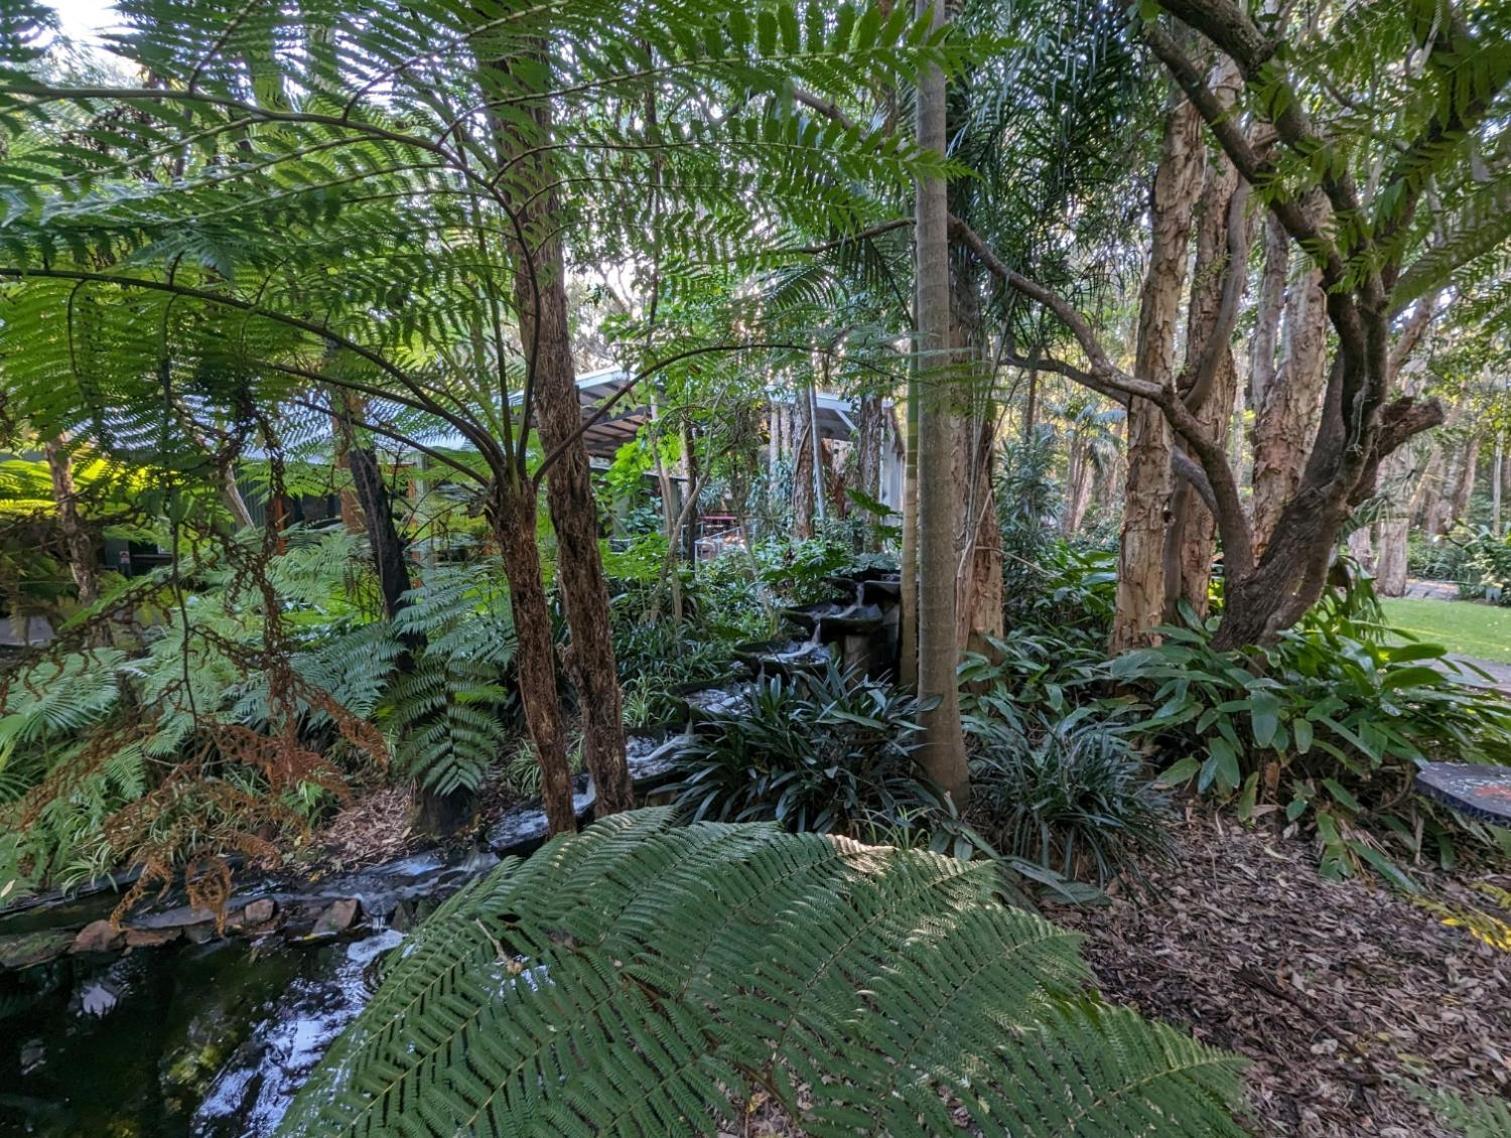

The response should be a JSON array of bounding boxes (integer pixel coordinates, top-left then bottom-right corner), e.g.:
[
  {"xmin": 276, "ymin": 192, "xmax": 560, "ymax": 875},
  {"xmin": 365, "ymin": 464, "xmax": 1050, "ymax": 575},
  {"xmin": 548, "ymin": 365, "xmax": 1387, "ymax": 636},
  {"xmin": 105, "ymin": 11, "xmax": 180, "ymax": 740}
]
[
  {"xmin": 792, "ymin": 393, "xmax": 816, "ymax": 539},
  {"xmin": 495, "ymin": 85, "xmax": 633, "ymax": 818},
  {"xmin": 336, "ymin": 408, "xmax": 476, "ymax": 834},
  {"xmin": 1449, "ymin": 435, "xmax": 1478, "ymax": 526},
  {"xmin": 1493, "ymin": 431, "xmax": 1505, "ymax": 535},
  {"xmin": 912, "ymin": 0, "xmax": 967, "ymax": 804},
  {"xmin": 956, "ymin": 415, "xmax": 1002, "ymax": 655},
  {"xmin": 346, "ymin": 445, "xmax": 414, "ymax": 639},
  {"xmin": 899, "ymin": 376, "xmax": 919, "ymax": 689},
  {"xmin": 43, "ymin": 438, "xmax": 100, "ymax": 621},
  {"xmin": 852, "ymin": 393, "xmax": 885, "ymax": 550},
  {"xmin": 1252, "ymin": 259, "xmax": 1329, "ymax": 551},
  {"xmin": 1170, "ymin": 90, "xmax": 1246, "ymax": 620},
  {"xmin": 490, "ymin": 480, "xmax": 576, "ymax": 835},
  {"xmin": 1062, "ymin": 433, "xmax": 1093, "ymax": 537},
  {"xmin": 1110, "ymin": 93, "xmax": 1204, "ymax": 653}
]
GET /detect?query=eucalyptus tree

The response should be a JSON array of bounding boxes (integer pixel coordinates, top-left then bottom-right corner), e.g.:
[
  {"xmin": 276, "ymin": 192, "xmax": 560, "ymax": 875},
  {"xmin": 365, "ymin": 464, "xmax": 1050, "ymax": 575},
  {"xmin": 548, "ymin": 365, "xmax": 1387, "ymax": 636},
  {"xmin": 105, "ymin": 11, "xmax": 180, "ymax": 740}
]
[{"xmin": 0, "ymin": 1, "xmax": 954, "ymax": 831}]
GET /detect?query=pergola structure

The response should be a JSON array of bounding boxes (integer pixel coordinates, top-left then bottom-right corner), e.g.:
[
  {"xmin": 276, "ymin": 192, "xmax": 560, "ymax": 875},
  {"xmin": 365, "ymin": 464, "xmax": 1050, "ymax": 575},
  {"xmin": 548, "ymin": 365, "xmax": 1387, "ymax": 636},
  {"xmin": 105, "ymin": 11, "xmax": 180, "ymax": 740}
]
[{"xmin": 561, "ymin": 366, "xmax": 886, "ymax": 462}]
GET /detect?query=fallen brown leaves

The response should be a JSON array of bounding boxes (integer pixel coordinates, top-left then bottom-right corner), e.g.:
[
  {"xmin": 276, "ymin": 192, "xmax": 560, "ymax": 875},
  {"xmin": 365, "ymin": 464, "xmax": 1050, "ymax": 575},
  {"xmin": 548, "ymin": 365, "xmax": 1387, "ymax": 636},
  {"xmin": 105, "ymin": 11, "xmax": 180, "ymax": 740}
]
[
  {"xmin": 1048, "ymin": 811, "xmax": 1511, "ymax": 1137},
  {"xmin": 318, "ymin": 785, "xmax": 417, "ymax": 870}
]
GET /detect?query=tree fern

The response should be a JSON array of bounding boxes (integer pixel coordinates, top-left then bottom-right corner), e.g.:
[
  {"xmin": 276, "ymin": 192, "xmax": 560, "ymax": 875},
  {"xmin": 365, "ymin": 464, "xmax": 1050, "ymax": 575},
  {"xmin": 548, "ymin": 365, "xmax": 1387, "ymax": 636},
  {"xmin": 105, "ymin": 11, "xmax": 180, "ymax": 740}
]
[{"xmin": 278, "ymin": 809, "xmax": 1245, "ymax": 1138}]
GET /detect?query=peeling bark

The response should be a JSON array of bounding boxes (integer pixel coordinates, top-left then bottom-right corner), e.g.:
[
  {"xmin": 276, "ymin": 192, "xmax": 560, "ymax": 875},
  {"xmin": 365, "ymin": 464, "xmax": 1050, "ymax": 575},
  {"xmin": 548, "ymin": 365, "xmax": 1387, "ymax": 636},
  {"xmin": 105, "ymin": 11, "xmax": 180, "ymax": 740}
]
[{"xmin": 1110, "ymin": 94, "xmax": 1204, "ymax": 653}]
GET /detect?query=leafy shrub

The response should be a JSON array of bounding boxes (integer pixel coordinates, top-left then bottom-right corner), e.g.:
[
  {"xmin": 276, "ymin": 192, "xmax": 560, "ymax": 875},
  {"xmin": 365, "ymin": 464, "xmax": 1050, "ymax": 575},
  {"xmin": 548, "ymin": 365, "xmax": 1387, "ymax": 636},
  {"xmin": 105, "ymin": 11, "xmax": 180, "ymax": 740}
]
[
  {"xmin": 1407, "ymin": 531, "xmax": 1474, "ymax": 584},
  {"xmin": 1113, "ymin": 615, "xmax": 1511, "ymax": 882},
  {"xmin": 751, "ymin": 528, "xmax": 895, "ymax": 606},
  {"xmin": 669, "ymin": 663, "xmax": 943, "ymax": 841},
  {"xmin": 964, "ymin": 709, "xmax": 1174, "ymax": 885},
  {"xmin": 1460, "ymin": 527, "xmax": 1511, "ymax": 604},
  {"xmin": 277, "ymin": 810, "xmax": 1246, "ymax": 1138}
]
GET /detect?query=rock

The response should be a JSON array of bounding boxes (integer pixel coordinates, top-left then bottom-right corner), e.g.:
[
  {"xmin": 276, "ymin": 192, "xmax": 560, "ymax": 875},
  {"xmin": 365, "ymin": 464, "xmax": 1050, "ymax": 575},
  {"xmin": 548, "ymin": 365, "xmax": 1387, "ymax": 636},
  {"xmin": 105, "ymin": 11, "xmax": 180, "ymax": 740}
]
[
  {"xmin": 0, "ymin": 929, "xmax": 74, "ymax": 969},
  {"xmin": 236, "ymin": 898, "xmax": 276, "ymax": 928},
  {"xmin": 184, "ymin": 923, "xmax": 215, "ymax": 944},
  {"xmin": 70, "ymin": 919, "xmax": 125, "ymax": 954},
  {"xmin": 128, "ymin": 903, "xmax": 215, "ymax": 931},
  {"xmin": 309, "ymin": 898, "xmax": 359, "ymax": 939},
  {"xmin": 125, "ymin": 926, "xmax": 181, "ymax": 948}
]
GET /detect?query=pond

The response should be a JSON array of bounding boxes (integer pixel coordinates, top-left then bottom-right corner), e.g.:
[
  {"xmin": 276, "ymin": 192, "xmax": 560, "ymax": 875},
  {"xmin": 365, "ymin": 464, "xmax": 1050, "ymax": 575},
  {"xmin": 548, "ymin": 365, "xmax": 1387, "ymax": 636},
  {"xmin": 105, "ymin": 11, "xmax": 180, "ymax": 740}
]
[{"xmin": 0, "ymin": 926, "xmax": 401, "ymax": 1138}]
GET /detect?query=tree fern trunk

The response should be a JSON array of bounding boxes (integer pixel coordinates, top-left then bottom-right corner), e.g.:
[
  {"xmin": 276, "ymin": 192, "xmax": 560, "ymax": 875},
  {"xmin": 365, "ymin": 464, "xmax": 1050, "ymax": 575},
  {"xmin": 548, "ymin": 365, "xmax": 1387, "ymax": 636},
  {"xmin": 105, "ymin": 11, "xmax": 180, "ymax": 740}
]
[
  {"xmin": 486, "ymin": 64, "xmax": 634, "ymax": 818},
  {"xmin": 43, "ymin": 438, "xmax": 100, "ymax": 641},
  {"xmin": 490, "ymin": 480, "xmax": 576, "ymax": 835}
]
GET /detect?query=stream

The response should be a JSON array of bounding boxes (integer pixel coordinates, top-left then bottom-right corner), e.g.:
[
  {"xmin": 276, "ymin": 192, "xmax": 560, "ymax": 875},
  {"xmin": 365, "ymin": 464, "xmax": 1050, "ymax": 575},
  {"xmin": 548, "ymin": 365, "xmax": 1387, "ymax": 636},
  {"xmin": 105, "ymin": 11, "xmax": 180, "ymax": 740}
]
[
  {"xmin": 0, "ymin": 926, "xmax": 402, "ymax": 1138},
  {"xmin": 0, "ymin": 577, "xmax": 901, "ymax": 1136}
]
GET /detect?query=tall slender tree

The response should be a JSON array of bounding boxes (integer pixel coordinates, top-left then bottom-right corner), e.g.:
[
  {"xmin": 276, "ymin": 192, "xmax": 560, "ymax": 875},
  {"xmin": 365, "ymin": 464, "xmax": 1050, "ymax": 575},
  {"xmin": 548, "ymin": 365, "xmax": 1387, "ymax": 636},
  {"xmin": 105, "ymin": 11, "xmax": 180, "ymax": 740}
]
[{"xmin": 912, "ymin": 0, "xmax": 968, "ymax": 803}]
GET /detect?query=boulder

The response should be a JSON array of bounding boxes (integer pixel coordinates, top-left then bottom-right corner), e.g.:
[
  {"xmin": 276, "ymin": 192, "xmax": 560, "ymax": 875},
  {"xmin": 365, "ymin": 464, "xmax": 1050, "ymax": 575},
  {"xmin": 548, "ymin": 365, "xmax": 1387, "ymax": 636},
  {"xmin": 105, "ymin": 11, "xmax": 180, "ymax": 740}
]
[
  {"xmin": 0, "ymin": 929, "xmax": 74, "ymax": 969},
  {"xmin": 124, "ymin": 926, "xmax": 182, "ymax": 948},
  {"xmin": 235, "ymin": 898, "xmax": 276, "ymax": 929},
  {"xmin": 70, "ymin": 919, "xmax": 125, "ymax": 954},
  {"xmin": 309, "ymin": 898, "xmax": 359, "ymax": 939},
  {"xmin": 128, "ymin": 903, "xmax": 215, "ymax": 932}
]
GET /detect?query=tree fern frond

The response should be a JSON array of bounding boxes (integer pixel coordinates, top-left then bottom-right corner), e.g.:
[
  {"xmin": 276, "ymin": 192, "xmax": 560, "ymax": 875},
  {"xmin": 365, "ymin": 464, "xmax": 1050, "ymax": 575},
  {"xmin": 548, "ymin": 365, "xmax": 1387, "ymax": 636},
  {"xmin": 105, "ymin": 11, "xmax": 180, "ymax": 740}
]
[{"xmin": 278, "ymin": 812, "xmax": 1246, "ymax": 1138}]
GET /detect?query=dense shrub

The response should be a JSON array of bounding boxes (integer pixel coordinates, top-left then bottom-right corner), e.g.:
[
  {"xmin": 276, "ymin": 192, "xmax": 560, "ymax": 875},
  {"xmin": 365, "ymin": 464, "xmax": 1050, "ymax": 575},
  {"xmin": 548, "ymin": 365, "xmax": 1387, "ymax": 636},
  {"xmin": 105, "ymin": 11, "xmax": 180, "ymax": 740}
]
[
  {"xmin": 1460, "ymin": 528, "xmax": 1511, "ymax": 604},
  {"xmin": 964, "ymin": 708, "xmax": 1174, "ymax": 885},
  {"xmin": 1112, "ymin": 612, "xmax": 1511, "ymax": 883},
  {"xmin": 1406, "ymin": 532, "xmax": 1474, "ymax": 584},
  {"xmin": 668, "ymin": 663, "xmax": 946, "ymax": 842}
]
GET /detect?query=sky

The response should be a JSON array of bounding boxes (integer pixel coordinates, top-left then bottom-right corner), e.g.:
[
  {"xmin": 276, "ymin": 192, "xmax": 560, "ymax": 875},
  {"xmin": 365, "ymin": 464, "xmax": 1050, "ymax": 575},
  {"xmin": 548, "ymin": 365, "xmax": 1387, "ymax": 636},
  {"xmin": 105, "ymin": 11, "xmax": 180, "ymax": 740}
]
[{"xmin": 47, "ymin": 0, "xmax": 118, "ymax": 44}]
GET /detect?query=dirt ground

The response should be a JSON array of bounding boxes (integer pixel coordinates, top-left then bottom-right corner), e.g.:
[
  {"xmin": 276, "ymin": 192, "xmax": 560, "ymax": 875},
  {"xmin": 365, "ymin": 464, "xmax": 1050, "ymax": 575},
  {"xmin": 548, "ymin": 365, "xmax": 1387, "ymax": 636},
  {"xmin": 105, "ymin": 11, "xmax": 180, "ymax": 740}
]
[{"xmin": 1047, "ymin": 812, "xmax": 1511, "ymax": 1137}]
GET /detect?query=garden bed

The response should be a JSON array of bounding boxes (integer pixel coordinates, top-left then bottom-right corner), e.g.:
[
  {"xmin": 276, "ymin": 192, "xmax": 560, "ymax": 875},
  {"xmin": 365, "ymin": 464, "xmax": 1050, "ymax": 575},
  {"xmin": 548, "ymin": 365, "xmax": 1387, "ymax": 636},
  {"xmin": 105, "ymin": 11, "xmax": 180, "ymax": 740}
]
[{"xmin": 1047, "ymin": 812, "xmax": 1510, "ymax": 1138}]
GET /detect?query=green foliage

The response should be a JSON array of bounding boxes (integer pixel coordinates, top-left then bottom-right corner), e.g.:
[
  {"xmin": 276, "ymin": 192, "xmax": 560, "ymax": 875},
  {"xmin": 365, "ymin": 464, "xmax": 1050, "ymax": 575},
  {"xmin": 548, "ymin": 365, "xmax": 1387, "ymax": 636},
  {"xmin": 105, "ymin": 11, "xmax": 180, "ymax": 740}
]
[
  {"xmin": 1459, "ymin": 528, "xmax": 1511, "ymax": 604},
  {"xmin": 1417, "ymin": 1085, "xmax": 1511, "ymax": 1138},
  {"xmin": 277, "ymin": 810, "xmax": 1246, "ymax": 1138},
  {"xmin": 1113, "ymin": 608, "xmax": 1511, "ymax": 884},
  {"xmin": 998, "ymin": 427, "xmax": 1061, "ymax": 609},
  {"xmin": 670, "ymin": 663, "xmax": 944, "ymax": 843},
  {"xmin": 965, "ymin": 709, "xmax": 1173, "ymax": 886},
  {"xmin": 1407, "ymin": 532, "xmax": 1474, "ymax": 584},
  {"xmin": 752, "ymin": 528, "xmax": 895, "ymax": 606}
]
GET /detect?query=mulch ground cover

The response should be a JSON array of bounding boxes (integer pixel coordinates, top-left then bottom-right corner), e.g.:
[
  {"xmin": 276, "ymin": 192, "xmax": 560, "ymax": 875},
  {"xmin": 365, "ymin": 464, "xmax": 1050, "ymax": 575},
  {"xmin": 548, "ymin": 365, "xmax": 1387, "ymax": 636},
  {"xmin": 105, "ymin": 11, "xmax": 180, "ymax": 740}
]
[{"xmin": 1048, "ymin": 812, "xmax": 1511, "ymax": 1137}]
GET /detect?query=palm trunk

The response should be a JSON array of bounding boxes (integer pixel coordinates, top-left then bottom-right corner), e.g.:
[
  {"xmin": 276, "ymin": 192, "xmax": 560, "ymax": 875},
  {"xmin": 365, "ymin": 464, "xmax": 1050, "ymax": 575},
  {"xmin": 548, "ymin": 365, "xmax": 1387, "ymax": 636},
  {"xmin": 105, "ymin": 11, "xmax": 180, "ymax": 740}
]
[
  {"xmin": 912, "ymin": 0, "xmax": 967, "ymax": 804},
  {"xmin": 1110, "ymin": 94, "xmax": 1204, "ymax": 653}
]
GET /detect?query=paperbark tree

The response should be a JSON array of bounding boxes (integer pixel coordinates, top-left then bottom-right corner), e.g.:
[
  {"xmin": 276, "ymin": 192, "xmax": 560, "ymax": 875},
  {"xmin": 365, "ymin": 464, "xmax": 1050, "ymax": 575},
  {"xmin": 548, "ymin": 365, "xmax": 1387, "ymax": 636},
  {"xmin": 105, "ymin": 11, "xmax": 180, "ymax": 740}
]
[
  {"xmin": 1169, "ymin": 113, "xmax": 1248, "ymax": 618},
  {"xmin": 1109, "ymin": 93, "xmax": 1204, "ymax": 653}
]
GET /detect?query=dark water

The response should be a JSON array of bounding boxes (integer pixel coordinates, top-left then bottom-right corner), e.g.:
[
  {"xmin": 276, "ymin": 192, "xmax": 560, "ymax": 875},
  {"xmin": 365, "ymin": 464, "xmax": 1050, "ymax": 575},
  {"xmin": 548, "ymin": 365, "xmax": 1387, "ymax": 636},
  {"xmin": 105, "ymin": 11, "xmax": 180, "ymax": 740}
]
[{"xmin": 0, "ymin": 929, "xmax": 402, "ymax": 1138}]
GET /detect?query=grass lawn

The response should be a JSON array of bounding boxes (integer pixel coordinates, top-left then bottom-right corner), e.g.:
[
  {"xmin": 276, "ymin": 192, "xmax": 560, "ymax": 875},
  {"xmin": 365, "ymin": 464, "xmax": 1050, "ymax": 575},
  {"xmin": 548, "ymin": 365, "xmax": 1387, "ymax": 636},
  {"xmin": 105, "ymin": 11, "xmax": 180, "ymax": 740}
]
[{"xmin": 1379, "ymin": 597, "xmax": 1511, "ymax": 665}]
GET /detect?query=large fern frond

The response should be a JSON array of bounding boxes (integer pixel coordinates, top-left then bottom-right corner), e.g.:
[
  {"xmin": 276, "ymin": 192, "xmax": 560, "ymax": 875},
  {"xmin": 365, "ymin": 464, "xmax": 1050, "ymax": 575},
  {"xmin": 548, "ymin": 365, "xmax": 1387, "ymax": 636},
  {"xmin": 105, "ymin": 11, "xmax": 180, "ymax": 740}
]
[{"xmin": 278, "ymin": 810, "xmax": 1246, "ymax": 1138}]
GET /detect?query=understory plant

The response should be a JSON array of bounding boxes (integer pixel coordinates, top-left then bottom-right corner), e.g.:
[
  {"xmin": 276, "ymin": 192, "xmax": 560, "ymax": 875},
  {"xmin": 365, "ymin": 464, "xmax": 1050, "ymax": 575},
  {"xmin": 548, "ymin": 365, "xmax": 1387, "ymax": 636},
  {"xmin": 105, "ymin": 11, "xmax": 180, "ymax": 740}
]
[
  {"xmin": 1459, "ymin": 527, "xmax": 1511, "ymax": 604},
  {"xmin": 964, "ymin": 704, "xmax": 1174, "ymax": 886},
  {"xmin": 1113, "ymin": 604, "xmax": 1511, "ymax": 883},
  {"xmin": 668, "ymin": 663, "xmax": 948, "ymax": 843},
  {"xmin": 0, "ymin": 530, "xmax": 525, "ymax": 898},
  {"xmin": 277, "ymin": 810, "xmax": 1247, "ymax": 1138}
]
